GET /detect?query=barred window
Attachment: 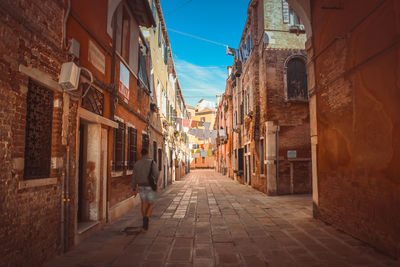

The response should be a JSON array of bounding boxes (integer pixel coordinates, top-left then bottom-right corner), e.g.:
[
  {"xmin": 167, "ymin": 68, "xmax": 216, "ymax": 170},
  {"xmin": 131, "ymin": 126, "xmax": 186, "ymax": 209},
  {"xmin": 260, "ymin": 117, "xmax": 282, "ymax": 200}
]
[
  {"xmin": 113, "ymin": 122, "xmax": 126, "ymax": 171},
  {"xmin": 127, "ymin": 127, "xmax": 137, "ymax": 170},
  {"xmin": 24, "ymin": 80, "xmax": 54, "ymax": 179}
]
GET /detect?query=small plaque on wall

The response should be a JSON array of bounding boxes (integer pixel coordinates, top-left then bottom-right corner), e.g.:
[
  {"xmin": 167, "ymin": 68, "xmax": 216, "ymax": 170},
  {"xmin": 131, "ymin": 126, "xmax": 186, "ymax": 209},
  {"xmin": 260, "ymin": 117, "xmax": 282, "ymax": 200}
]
[{"xmin": 287, "ymin": 150, "xmax": 297, "ymax": 159}]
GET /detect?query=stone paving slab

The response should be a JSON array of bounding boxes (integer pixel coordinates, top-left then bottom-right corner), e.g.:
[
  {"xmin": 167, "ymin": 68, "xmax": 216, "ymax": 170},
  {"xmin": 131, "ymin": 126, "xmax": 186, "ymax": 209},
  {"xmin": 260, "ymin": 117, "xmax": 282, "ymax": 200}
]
[{"xmin": 44, "ymin": 170, "xmax": 399, "ymax": 267}]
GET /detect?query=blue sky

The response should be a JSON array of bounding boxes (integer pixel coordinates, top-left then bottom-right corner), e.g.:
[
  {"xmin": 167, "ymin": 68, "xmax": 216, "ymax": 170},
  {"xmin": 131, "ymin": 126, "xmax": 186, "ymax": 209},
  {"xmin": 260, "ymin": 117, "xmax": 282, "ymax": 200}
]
[{"xmin": 160, "ymin": 0, "xmax": 249, "ymax": 107}]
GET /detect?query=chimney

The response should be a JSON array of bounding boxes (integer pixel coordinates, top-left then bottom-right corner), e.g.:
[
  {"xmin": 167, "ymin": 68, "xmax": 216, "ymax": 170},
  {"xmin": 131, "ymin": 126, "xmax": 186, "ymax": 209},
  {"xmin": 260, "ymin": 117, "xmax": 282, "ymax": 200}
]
[{"xmin": 216, "ymin": 94, "xmax": 221, "ymax": 106}]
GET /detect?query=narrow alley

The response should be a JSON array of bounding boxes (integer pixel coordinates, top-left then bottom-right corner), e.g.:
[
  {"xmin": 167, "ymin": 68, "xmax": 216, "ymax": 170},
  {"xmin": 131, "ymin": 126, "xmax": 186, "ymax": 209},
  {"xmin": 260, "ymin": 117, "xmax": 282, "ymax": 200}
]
[{"xmin": 45, "ymin": 170, "xmax": 397, "ymax": 267}]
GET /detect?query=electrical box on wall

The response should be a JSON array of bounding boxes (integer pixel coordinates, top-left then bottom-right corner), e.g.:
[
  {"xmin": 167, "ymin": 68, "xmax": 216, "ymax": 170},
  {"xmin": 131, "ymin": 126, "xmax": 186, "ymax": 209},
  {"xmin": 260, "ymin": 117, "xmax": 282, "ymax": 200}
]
[
  {"xmin": 59, "ymin": 62, "xmax": 81, "ymax": 91},
  {"xmin": 68, "ymin": 38, "xmax": 80, "ymax": 58}
]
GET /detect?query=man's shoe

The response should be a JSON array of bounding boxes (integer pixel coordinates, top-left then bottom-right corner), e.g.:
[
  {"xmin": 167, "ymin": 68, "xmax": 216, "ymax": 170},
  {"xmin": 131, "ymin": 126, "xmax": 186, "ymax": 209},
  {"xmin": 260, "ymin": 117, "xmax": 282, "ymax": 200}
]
[{"xmin": 143, "ymin": 217, "xmax": 149, "ymax": 230}]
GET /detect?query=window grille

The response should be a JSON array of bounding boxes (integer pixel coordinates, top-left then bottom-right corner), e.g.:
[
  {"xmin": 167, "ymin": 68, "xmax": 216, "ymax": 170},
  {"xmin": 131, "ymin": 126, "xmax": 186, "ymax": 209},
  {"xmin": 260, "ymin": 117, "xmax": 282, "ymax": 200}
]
[
  {"xmin": 127, "ymin": 127, "xmax": 137, "ymax": 169},
  {"xmin": 24, "ymin": 80, "xmax": 54, "ymax": 179},
  {"xmin": 113, "ymin": 122, "xmax": 125, "ymax": 171},
  {"xmin": 81, "ymin": 85, "xmax": 104, "ymax": 116}
]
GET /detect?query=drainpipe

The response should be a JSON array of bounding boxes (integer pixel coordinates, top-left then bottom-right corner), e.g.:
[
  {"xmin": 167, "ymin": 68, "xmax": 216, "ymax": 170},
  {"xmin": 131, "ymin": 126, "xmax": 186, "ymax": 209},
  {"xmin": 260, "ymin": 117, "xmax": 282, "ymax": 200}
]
[
  {"xmin": 60, "ymin": 168, "xmax": 65, "ymax": 252},
  {"xmin": 63, "ymin": 0, "xmax": 71, "ymax": 49},
  {"xmin": 64, "ymin": 145, "xmax": 70, "ymax": 252},
  {"xmin": 276, "ymin": 122, "xmax": 280, "ymax": 195}
]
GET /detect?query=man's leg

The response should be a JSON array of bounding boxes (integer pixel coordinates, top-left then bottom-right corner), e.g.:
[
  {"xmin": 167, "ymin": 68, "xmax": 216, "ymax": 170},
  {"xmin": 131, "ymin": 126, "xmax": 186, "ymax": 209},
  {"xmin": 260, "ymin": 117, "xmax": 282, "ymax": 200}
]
[
  {"xmin": 145, "ymin": 202, "xmax": 155, "ymax": 217},
  {"xmin": 141, "ymin": 201, "xmax": 148, "ymax": 217}
]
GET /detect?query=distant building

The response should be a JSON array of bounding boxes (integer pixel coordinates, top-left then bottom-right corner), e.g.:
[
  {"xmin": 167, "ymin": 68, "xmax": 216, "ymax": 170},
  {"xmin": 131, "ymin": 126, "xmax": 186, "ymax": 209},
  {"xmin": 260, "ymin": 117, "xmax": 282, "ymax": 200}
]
[{"xmin": 188, "ymin": 103, "xmax": 216, "ymax": 169}]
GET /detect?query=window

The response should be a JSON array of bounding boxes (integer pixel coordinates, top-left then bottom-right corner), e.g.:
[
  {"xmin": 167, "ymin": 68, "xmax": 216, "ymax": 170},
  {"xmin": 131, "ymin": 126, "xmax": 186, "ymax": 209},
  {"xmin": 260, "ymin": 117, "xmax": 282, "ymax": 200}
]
[
  {"xmin": 158, "ymin": 148, "xmax": 162, "ymax": 171},
  {"xmin": 157, "ymin": 80, "xmax": 161, "ymax": 108},
  {"xmin": 24, "ymin": 80, "xmax": 54, "ymax": 179},
  {"xmin": 250, "ymin": 85, "xmax": 254, "ymax": 111},
  {"xmin": 163, "ymin": 41, "xmax": 168, "ymax": 65},
  {"xmin": 153, "ymin": 141, "xmax": 157, "ymax": 161},
  {"xmin": 114, "ymin": 4, "xmax": 139, "ymax": 73},
  {"xmin": 289, "ymin": 8, "xmax": 300, "ymax": 25},
  {"xmin": 127, "ymin": 127, "xmax": 137, "ymax": 169},
  {"xmin": 158, "ymin": 23, "xmax": 162, "ymax": 47},
  {"xmin": 286, "ymin": 57, "xmax": 308, "ymax": 100},
  {"xmin": 282, "ymin": 0, "xmax": 300, "ymax": 25},
  {"xmin": 240, "ymin": 104, "xmax": 244, "ymax": 124},
  {"xmin": 138, "ymin": 40, "xmax": 150, "ymax": 92},
  {"xmin": 260, "ymin": 140, "xmax": 265, "ymax": 174},
  {"xmin": 238, "ymin": 148, "xmax": 244, "ymax": 171},
  {"xmin": 244, "ymin": 93, "xmax": 247, "ymax": 116},
  {"xmin": 282, "ymin": 0, "xmax": 290, "ymax": 24},
  {"xmin": 253, "ymin": 153, "xmax": 255, "ymax": 173},
  {"xmin": 113, "ymin": 122, "xmax": 126, "ymax": 171}
]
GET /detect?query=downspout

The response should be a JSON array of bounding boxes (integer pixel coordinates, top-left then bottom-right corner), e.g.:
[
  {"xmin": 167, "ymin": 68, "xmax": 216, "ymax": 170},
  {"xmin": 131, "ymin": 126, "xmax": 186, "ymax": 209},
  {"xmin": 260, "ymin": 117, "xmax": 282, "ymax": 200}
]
[
  {"xmin": 63, "ymin": 0, "xmax": 71, "ymax": 48},
  {"xmin": 65, "ymin": 145, "xmax": 70, "ymax": 251},
  {"xmin": 61, "ymin": 0, "xmax": 71, "ymax": 252},
  {"xmin": 276, "ymin": 122, "xmax": 280, "ymax": 195},
  {"xmin": 60, "ymin": 168, "xmax": 65, "ymax": 252},
  {"xmin": 107, "ymin": 11, "xmax": 118, "ymax": 223}
]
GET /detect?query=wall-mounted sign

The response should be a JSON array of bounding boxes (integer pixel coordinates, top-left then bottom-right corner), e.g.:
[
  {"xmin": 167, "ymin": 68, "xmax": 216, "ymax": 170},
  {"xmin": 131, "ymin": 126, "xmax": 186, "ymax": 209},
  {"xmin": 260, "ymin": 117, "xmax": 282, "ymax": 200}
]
[
  {"xmin": 88, "ymin": 40, "xmax": 105, "ymax": 74},
  {"xmin": 119, "ymin": 62, "xmax": 130, "ymax": 99},
  {"xmin": 287, "ymin": 150, "xmax": 297, "ymax": 159}
]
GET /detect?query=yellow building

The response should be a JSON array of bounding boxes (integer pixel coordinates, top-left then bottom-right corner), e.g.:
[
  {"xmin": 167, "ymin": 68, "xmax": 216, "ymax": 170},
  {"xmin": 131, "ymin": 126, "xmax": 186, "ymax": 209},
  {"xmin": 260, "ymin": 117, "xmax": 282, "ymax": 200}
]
[{"xmin": 141, "ymin": 0, "xmax": 189, "ymax": 185}]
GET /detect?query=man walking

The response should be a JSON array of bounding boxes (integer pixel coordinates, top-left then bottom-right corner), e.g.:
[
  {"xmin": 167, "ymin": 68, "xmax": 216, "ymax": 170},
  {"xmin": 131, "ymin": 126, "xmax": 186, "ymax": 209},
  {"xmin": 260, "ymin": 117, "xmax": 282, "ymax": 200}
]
[{"xmin": 132, "ymin": 147, "xmax": 159, "ymax": 230}]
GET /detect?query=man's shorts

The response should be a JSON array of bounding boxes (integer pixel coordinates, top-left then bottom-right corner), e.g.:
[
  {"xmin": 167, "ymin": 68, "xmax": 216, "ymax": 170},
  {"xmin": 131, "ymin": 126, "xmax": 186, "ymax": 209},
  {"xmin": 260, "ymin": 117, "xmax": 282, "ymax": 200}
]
[{"xmin": 138, "ymin": 186, "xmax": 155, "ymax": 203}]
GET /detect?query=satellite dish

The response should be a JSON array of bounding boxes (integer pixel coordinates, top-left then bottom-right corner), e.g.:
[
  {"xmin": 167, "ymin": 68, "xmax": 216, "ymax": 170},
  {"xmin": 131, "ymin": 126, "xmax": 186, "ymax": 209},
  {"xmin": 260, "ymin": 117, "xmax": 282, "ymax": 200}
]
[{"xmin": 263, "ymin": 31, "xmax": 269, "ymax": 44}]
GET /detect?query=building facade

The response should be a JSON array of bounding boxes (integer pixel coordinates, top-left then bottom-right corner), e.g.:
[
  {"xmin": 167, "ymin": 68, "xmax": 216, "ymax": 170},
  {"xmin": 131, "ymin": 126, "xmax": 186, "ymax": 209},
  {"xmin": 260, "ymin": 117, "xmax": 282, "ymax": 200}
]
[
  {"xmin": 188, "ymin": 103, "xmax": 216, "ymax": 169},
  {"xmin": 285, "ymin": 0, "xmax": 400, "ymax": 259},
  {"xmin": 219, "ymin": 0, "xmax": 311, "ymax": 195},
  {"xmin": 0, "ymin": 0, "xmax": 189, "ymax": 265}
]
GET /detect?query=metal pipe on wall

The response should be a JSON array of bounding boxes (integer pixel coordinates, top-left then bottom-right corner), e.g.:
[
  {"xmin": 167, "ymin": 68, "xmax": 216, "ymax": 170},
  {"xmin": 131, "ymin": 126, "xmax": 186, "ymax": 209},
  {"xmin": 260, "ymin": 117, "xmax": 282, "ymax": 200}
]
[
  {"xmin": 276, "ymin": 122, "xmax": 280, "ymax": 195},
  {"xmin": 65, "ymin": 145, "xmax": 70, "ymax": 251},
  {"xmin": 60, "ymin": 169, "xmax": 65, "ymax": 252}
]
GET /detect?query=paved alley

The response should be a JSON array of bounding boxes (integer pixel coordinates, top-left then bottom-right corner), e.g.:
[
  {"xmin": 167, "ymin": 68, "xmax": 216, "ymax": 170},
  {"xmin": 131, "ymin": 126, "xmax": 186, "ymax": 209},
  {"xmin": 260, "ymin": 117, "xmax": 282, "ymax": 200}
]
[{"xmin": 45, "ymin": 170, "xmax": 398, "ymax": 267}]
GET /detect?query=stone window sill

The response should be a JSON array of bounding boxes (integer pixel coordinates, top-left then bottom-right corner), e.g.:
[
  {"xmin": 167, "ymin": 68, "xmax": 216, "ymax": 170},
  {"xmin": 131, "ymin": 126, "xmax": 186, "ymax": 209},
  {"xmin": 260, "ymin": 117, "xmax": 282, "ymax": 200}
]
[{"xmin": 18, "ymin": 177, "xmax": 57, "ymax": 190}]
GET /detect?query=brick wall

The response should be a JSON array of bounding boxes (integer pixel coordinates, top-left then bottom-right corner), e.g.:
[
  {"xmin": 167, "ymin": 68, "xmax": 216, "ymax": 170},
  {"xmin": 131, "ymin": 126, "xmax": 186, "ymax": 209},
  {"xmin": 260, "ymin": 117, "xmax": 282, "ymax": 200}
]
[
  {"xmin": 0, "ymin": 0, "xmax": 71, "ymax": 265},
  {"xmin": 311, "ymin": 0, "xmax": 400, "ymax": 258}
]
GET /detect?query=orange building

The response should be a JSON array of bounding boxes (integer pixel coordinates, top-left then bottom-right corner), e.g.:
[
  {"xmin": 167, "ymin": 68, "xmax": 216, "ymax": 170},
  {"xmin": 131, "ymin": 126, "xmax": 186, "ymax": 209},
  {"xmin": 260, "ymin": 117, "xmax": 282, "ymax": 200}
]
[{"xmin": 65, "ymin": 0, "xmax": 159, "ymax": 250}]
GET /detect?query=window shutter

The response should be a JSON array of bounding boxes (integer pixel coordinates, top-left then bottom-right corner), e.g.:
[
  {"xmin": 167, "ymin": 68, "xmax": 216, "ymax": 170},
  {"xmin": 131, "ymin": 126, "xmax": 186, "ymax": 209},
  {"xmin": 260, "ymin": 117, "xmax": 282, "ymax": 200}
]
[
  {"xmin": 115, "ymin": 5, "xmax": 123, "ymax": 54},
  {"xmin": 282, "ymin": 0, "xmax": 290, "ymax": 24},
  {"xmin": 158, "ymin": 24, "xmax": 162, "ymax": 47},
  {"xmin": 121, "ymin": 7, "xmax": 131, "ymax": 61},
  {"xmin": 114, "ymin": 122, "xmax": 124, "ymax": 171}
]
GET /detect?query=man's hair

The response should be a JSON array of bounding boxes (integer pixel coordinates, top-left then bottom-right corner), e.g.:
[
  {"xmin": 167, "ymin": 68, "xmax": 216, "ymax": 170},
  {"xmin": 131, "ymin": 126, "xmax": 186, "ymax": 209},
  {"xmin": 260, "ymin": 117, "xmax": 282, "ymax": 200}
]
[{"xmin": 141, "ymin": 147, "xmax": 148, "ymax": 156}]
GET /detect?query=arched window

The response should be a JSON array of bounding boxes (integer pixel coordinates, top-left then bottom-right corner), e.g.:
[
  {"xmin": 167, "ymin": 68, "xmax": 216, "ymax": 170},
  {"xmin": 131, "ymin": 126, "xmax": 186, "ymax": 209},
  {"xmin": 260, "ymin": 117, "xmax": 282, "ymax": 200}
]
[{"xmin": 285, "ymin": 57, "xmax": 308, "ymax": 100}]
